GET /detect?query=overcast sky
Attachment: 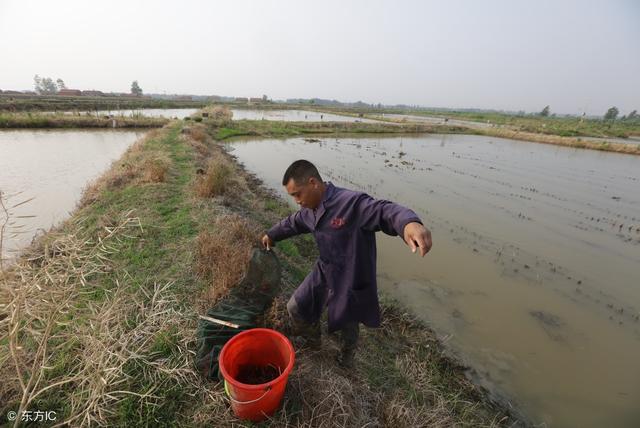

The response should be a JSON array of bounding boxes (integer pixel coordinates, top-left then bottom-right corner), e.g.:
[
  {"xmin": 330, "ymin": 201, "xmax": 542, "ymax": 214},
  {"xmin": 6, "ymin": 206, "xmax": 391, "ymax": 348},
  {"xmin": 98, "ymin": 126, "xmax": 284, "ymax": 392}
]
[{"xmin": 1, "ymin": 0, "xmax": 638, "ymax": 115}]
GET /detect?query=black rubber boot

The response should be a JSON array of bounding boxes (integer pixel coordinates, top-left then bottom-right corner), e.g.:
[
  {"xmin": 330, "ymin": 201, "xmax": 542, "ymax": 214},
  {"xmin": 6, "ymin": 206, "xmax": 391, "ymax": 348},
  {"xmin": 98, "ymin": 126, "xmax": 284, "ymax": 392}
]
[
  {"xmin": 335, "ymin": 322, "xmax": 359, "ymax": 368},
  {"xmin": 291, "ymin": 320, "xmax": 321, "ymax": 350},
  {"xmin": 336, "ymin": 344, "xmax": 356, "ymax": 368}
]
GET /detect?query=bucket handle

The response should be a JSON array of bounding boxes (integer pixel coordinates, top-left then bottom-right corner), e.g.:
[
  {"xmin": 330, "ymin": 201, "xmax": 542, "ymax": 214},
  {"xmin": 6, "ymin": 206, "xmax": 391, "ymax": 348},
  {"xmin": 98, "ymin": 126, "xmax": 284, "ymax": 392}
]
[{"xmin": 225, "ymin": 380, "xmax": 272, "ymax": 405}]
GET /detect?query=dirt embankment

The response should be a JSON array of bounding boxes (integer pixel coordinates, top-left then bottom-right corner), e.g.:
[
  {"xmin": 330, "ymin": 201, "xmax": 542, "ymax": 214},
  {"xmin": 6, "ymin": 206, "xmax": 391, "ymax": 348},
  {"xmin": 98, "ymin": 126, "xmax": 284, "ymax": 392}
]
[{"xmin": 476, "ymin": 127, "xmax": 640, "ymax": 155}]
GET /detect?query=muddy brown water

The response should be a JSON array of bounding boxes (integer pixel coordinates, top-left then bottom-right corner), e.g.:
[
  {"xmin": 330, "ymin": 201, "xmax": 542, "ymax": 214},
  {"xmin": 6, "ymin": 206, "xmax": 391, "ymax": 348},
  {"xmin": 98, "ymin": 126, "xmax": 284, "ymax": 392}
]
[
  {"xmin": 230, "ymin": 109, "xmax": 384, "ymax": 123},
  {"xmin": 235, "ymin": 364, "xmax": 280, "ymax": 385},
  {"xmin": 228, "ymin": 134, "xmax": 640, "ymax": 427},
  {"xmin": 0, "ymin": 129, "xmax": 145, "ymax": 262}
]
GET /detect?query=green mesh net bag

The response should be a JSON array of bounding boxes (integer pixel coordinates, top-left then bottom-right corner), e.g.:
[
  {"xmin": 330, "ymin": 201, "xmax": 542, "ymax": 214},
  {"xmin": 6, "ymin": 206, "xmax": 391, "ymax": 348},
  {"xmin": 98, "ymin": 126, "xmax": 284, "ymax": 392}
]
[{"xmin": 195, "ymin": 248, "xmax": 281, "ymax": 380}]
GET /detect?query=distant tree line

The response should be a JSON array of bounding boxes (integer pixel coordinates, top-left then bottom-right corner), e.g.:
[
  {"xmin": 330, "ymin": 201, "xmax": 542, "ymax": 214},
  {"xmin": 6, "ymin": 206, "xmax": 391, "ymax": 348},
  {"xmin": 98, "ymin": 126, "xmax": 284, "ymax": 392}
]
[
  {"xmin": 31, "ymin": 76, "xmax": 145, "ymax": 97},
  {"xmin": 538, "ymin": 105, "xmax": 638, "ymax": 121}
]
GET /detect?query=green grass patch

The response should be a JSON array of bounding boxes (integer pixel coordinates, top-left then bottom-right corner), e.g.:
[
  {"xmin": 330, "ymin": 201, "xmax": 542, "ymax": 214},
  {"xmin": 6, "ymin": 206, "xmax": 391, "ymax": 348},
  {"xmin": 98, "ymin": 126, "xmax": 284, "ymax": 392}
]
[
  {"xmin": 277, "ymin": 240, "xmax": 300, "ymax": 258},
  {"xmin": 150, "ymin": 326, "xmax": 180, "ymax": 358},
  {"xmin": 264, "ymin": 199, "xmax": 280, "ymax": 212},
  {"xmin": 216, "ymin": 127, "xmax": 250, "ymax": 140},
  {"xmin": 212, "ymin": 119, "xmax": 440, "ymax": 141}
]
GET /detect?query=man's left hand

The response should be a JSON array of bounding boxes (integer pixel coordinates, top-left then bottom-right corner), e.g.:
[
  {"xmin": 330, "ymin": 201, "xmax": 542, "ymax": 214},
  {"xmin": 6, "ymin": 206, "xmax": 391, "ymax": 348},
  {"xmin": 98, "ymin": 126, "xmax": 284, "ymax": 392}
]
[{"xmin": 403, "ymin": 222, "xmax": 432, "ymax": 256}]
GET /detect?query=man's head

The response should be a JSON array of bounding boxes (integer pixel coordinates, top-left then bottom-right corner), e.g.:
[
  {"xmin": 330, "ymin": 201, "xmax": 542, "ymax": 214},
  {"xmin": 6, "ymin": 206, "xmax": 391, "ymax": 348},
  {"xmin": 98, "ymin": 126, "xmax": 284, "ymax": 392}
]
[{"xmin": 282, "ymin": 160, "xmax": 325, "ymax": 209}]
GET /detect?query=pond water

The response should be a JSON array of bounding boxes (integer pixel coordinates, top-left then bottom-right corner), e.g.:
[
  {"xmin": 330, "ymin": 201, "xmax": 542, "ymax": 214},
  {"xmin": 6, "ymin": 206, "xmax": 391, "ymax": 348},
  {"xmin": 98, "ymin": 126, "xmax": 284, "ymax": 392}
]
[
  {"xmin": 228, "ymin": 134, "xmax": 640, "ymax": 427},
  {"xmin": 0, "ymin": 129, "xmax": 145, "ymax": 263},
  {"xmin": 230, "ymin": 109, "xmax": 383, "ymax": 123}
]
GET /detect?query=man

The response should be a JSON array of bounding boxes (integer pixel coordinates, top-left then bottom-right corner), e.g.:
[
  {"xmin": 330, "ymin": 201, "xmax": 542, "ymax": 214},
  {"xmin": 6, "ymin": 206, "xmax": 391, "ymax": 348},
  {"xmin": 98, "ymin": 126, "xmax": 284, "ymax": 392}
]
[{"xmin": 262, "ymin": 160, "xmax": 432, "ymax": 367}]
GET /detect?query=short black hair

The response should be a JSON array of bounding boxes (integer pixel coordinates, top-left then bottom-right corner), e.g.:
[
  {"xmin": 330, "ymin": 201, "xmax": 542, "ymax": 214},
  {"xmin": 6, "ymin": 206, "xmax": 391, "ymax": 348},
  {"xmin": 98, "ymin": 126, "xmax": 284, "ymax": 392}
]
[{"xmin": 282, "ymin": 160, "xmax": 323, "ymax": 186}]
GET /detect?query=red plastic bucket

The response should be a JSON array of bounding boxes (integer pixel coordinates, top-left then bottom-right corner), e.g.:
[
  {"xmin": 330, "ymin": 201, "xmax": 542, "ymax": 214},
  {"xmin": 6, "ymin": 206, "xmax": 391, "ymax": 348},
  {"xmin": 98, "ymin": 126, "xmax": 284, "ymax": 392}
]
[{"xmin": 219, "ymin": 328, "xmax": 295, "ymax": 421}]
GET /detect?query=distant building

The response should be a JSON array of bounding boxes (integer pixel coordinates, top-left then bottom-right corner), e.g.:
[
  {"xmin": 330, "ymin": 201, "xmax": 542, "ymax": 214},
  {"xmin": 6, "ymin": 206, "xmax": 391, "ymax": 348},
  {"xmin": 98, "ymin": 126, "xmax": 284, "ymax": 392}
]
[
  {"xmin": 235, "ymin": 97, "xmax": 248, "ymax": 103},
  {"xmin": 249, "ymin": 97, "xmax": 263, "ymax": 104},
  {"xmin": 82, "ymin": 90, "xmax": 104, "ymax": 96},
  {"xmin": 58, "ymin": 89, "xmax": 82, "ymax": 96}
]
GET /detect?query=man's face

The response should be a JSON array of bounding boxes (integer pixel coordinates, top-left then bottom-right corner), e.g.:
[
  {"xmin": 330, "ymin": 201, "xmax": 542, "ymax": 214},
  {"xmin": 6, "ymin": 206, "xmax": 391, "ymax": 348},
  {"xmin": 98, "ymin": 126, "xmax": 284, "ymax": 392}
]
[{"xmin": 285, "ymin": 177, "xmax": 321, "ymax": 209}]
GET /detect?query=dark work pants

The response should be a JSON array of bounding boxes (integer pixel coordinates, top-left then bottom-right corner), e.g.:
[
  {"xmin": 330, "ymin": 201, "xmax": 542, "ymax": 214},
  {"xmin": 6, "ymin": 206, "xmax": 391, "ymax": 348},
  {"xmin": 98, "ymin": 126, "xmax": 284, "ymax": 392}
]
[{"xmin": 286, "ymin": 293, "xmax": 359, "ymax": 350}]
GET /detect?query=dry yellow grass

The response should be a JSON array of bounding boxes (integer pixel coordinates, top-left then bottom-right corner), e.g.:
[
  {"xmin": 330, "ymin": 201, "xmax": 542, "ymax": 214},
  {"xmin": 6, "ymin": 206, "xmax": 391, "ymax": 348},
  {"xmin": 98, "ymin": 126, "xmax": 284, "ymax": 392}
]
[
  {"xmin": 201, "ymin": 106, "xmax": 233, "ymax": 122},
  {"xmin": 0, "ymin": 214, "xmax": 203, "ymax": 426},
  {"xmin": 181, "ymin": 124, "xmax": 211, "ymax": 164},
  {"xmin": 195, "ymin": 214, "xmax": 261, "ymax": 309},
  {"xmin": 189, "ymin": 127, "xmax": 208, "ymax": 143},
  {"xmin": 78, "ymin": 129, "xmax": 173, "ymax": 207},
  {"xmin": 194, "ymin": 159, "xmax": 232, "ymax": 198},
  {"xmin": 142, "ymin": 156, "xmax": 169, "ymax": 183},
  {"xmin": 0, "ymin": 111, "xmax": 169, "ymax": 129}
]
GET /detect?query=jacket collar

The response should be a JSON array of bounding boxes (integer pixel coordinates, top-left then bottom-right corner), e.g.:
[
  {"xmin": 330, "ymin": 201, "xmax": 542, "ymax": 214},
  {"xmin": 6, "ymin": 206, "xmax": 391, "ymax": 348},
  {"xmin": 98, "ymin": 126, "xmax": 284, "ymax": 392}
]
[
  {"xmin": 322, "ymin": 182, "xmax": 336, "ymax": 203},
  {"xmin": 313, "ymin": 182, "xmax": 335, "ymax": 227}
]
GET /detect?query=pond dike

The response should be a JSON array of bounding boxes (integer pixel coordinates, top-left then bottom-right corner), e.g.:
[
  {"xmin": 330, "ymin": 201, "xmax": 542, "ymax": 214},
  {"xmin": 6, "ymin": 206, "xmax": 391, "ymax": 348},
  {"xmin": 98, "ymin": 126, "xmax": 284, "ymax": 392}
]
[
  {"xmin": 0, "ymin": 112, "xmax": 170, "ymax": 128},
  {"xmin": 0, "ymin": 117, "xmax": 529, "ymax": 426}
]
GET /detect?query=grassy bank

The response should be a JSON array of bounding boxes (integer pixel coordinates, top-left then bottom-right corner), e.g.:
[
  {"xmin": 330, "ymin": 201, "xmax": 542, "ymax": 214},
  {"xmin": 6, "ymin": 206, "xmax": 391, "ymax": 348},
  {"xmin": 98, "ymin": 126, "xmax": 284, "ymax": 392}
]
[
  {"xmin": 302, "ymin": 105, "xmax": 640, "ymax": 139},
  {"xmin": 0, "ymin": 112, "xmax": 170, "ymax": 129},
  {"xmin": 0, "ymin": 94, "xmax": 208, "ymax": 112},
  {"xmin": 0, "ymin": 118, "xmax": 522, "ymax": 426},
  {"xmin": 213, "ymin": 118, "xmax": 473, "ymax": 140},
  {"xmin": 407, "ymin": 109, "xmax": 640, "ymax": 138},
  {"xmin": 476, "ymin": 127, "xmax": 640, "ymax": 155}
]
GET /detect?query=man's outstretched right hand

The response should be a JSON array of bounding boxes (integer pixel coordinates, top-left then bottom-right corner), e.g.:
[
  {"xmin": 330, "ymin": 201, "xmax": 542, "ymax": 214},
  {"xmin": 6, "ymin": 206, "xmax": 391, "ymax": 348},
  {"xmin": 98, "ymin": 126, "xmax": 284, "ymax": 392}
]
[{"xmin": 261, "ymin": 234, "xmax": 274, "ymax": 251}]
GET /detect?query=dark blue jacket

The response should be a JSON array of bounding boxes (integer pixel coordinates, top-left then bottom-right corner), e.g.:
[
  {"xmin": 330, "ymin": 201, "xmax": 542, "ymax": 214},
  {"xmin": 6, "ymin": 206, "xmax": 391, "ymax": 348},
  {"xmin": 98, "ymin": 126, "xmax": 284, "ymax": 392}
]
[{"xmin": 267, "ymin": 182, "xmax": 422, "ymax": 332}]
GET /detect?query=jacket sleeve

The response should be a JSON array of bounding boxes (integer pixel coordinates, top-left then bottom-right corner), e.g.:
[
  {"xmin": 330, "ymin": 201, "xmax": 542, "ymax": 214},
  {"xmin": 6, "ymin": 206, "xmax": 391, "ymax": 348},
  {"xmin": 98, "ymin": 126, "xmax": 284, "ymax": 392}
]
[
  {"xmin": 356, "ymin": 193, "xmax": 422, "ymax": 236},
  {"xmin": 267, "ymin": 210, "xmax": 311, "ymax": 242}
]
